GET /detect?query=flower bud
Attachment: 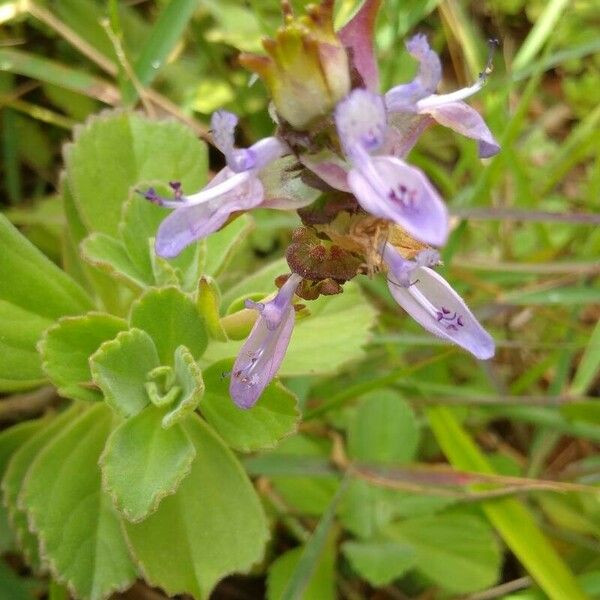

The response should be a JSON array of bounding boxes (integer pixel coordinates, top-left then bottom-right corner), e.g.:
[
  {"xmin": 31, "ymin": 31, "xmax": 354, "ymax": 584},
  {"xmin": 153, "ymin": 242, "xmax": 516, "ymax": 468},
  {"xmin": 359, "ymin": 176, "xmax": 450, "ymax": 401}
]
[{"xmin": 240, "ymin": 0, "xmax": 351, "ymax": 130}]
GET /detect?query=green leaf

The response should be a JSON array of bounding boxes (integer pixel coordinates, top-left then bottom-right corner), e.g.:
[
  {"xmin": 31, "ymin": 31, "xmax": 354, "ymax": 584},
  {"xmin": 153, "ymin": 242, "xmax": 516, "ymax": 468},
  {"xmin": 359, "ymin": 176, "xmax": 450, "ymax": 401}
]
[
  {"xmin": 348, "ymin": 390, "xmax": 420, "ymax": 464},
  {"xmin": 124, "ymin": 414, "xmax": 269, "ymax": 599},
  {"xmin": 199, "ymin": 359, "xmax": 299, "ymax": 452},
  {"xmin": 90, "ymin": 328, "xmax": 159, "ymax": 417},
  {"xmin": 80, "ymin": 233, "xmax": 148, "ymax": 290},
  {"xmin": 100, "ymin": 404, "xmax": 196, "ymax": 522},
  {"xmin": 161, "ymin": 345, "xmax": 205, "ymax": 428},
  {"xmin": 428, "ymin": 405, "xmax": 588, "ymax": 600},
  {"xmin": 203, "ymin": 214, "xmax": 254, "ymax": 278},
  {"xmin": 268, "ymin": 542, "xmax": 336, "ymax": 600},
  {"xmin": 0, "ymin": 301, "xmax": 51, "ymax": 391},
  {"xmin": 342, "ymin": 540, "xmax": 416, "ymax": 587},
  {"xmin": 2, "ymin": 407, "xmax": 80, "ymax": 571},
  {"xmin": 21, "ymin": 404, "xmax": 138, "ymax": 600},
  {"xmin": 0, "ymin": 420, "xmax": 43, "ymax": 553},
  {"xmin": 0, "ymin": 213, "xmax": 92, "ymax": 319},
  {"xmin": 64, "ymin": 111, "xmax": 207, "ymax": 236},
  {"xmin": 385, "ymin": 513, "xmax": 501, "ymax": 594},
  {"xmin": 40, "ymin": 312, "xmax": 128, "ymax": 402},
  {"xmin": 130, "ymin": 286, "xmax": 208, "ymax": 364},
  {"xmin": 122, "ymin": 0, "xmax": 200, "ymax": 104}
]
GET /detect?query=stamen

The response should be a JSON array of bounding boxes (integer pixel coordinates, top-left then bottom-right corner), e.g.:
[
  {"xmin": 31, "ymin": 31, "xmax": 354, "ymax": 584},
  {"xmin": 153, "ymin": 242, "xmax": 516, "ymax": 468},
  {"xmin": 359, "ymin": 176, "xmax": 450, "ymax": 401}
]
[{"xmin": 416, "ymin": 38, "xmax": 500, "ymax": 111}]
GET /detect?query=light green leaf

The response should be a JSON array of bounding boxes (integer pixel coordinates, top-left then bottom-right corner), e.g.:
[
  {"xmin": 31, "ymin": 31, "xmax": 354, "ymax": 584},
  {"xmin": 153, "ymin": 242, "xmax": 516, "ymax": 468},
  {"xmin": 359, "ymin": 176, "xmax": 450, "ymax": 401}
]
[
  {"xmin": 348, "ymin": 390, "xmax": 419, "ymax": 464},
  {"xmin": 0, "ymin": 301, "xmax": 51, "ymax": 392},
  {"xmin": 39, "ymin": 312, "xmax": 127, "ymax": 402},
  {"xmin": 81, "ymin": 233, "xmax": 148, "ymax": 290},
  {"xmin": 385, "ymin": 513, "xmax": 501, "ymax": 594},
  {"xmin": 90, "ymin": 328, "xmax": 159, "ymax": 417},
  {"xmin": 100, "ymin": 405, "xmax": 196, "ymax": 522},
  {"xmin": 268, "ymin": 542, "xmax": 336, "ymax": 600},
  {"xmin": 199, "ymin": 359, "xmax": 299, "ymax": 452},
  {"xmin": 203, "ymin": 214, "xmax": 254, "ymax": 278},
  {"xmin": 21, "ymin": 404, "xmax": 138, "ymax": 600},
  {"xmin": 0, "ymin": 213, "xmax": 92, "ymax": 319},
  {"xmin": 124, "ymin": 414, "xmax": 269, "ymax": 599},
  {"xmin": 64, "ymin": 111, "xmax": 207, "ymax": 236},
  {"xmin": 342, "ymin": 540, "xmax": 416, "ymax": 587},
  {"xmin": 2, "ymin": 407, "xmax": 80, "ymax": 571},
  {"xmin": 130, "ymin": 286, "xmax": 208, "ymax": 364},
  {"xmin": 0, "ymin": 420, "xmax": 43, "ymax": 553}
]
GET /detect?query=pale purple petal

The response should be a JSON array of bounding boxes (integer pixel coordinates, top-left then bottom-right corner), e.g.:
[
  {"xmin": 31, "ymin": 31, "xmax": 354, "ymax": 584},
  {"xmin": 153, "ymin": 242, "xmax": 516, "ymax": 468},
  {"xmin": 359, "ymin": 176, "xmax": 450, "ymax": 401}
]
[
  {"xmin": 338, "ymin": 0, "xmax": 381, "ymax": 91},
  {"xmin": 347, "ymin": 156, "xmax": 448, "ymax": 246},
  {"xmin": 334, "ymin": 88, "xmax": 387, "ymax": 159},
  {"xmin": 300, "ymin": 150, "xmax": 351, "ymax": 193},
  {"xmin": 406, "ymin": 34, "xmax": 442, "ymax": 94},
  {"xmin": 155, "ymin": 173, "xmax": 263, "ymax": 258},
  {"xmin": 211, "ymin": 110, "xmax": 237, "ymax": 159},
  {"xmin": 423, "ymin": 101, "xmax": 500, "ymax": 158},
  {"xmin": 385, "ymin": 34, "xmax": 442, "ymax": 111},
  {"xmin": 386, "ymin": 262, "xmax": 495, "ymax": 359},
  {"xmin": 230, "ymin": 307, "xmax": 295, "ymax": 409},
  {"xmin": 230, "ymin": 273, "xmax": 302, "ymax": 409}
]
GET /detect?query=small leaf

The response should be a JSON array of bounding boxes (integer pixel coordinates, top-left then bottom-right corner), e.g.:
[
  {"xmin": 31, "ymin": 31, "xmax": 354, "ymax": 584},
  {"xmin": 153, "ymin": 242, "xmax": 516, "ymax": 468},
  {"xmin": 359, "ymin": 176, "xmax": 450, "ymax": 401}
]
[
  {"xmin": 124, "ymin": 414, "xmax": 269, "ymax": 599},
  {"xmin": 385, "ymin": 513, "xmax": 501, "ymax": 594},
  {"xmin": 0, "ymin": 300, "xmax": 51, "ymax": 392},
  {"xmin": 199, "ymin": 359, "xmax": 299, "ymax": 452},
  {"xmin": 40, "ymin": 312, "xmax": 128, "ymax": 402},
  {"xmin": 342, "ymin": 540, "xmax": 416, "ymax": 587},
  {"xmin": 348, "ymin": 390, "xmax": 420, "ymax": 464},
  {"xmin": 90, "ymin": 328, "xmax": 159, "ymax": 417},
  {"xmin": 21, "ymin": 404, "xmax": 138, "ymax": 600},
  {"xmin": 100, "ymin": 404, "xmax": 196, "ymax": 522},
  {"xmin": 161, "ymin": 345, "xmax": 205, "ymax": 428},
  {"xmin": 130, "ymin": 286, "xmax": 208, "ymax": 364},
  {"xmin": 64, "ymin": 111, "xmax": 207, "ymax": 236},
  {"xmin": 81, "ymin": 233, "xmax": 148, "ymax": 289}
]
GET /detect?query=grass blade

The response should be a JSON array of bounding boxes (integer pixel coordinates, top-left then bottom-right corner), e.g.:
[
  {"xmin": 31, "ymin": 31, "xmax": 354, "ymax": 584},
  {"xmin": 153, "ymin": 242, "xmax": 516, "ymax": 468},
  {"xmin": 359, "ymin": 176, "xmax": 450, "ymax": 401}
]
[
  {"xmin": 512, "ymin": 0, "xmax": 569, "ymax": 71},
  {"xmin": 570, "ymin": 319, "xmax": 600, "ymax": 397}
]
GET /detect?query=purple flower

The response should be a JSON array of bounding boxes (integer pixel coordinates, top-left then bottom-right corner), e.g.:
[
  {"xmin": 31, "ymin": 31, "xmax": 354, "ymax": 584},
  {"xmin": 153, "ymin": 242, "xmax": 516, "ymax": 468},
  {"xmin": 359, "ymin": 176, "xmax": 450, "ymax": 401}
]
[
  {"xmin": 333, "ymin": 88, "xmax": 449, "ymax": 246},
  {"xmin": 230, "ymin": 273, "xmax": 302, "ymax": 409},
  {"xmin": 382, "ymin": 242, "xmax": 494, "ymax": 359},
  {"xmin": 147, "ymin": 110, "xmax": 288, "ymax": 258},
  {"xmin": 385, "ymin": 35, "xmax": 500, "ymax": 158}
]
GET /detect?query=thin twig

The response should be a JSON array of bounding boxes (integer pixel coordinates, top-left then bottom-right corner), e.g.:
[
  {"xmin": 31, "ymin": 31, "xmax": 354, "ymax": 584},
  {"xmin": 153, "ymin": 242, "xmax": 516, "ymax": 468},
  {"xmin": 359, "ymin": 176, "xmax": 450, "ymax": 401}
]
[{"xmin": 463, "ymin": 576, "xmax": 531, "ymax": 600}]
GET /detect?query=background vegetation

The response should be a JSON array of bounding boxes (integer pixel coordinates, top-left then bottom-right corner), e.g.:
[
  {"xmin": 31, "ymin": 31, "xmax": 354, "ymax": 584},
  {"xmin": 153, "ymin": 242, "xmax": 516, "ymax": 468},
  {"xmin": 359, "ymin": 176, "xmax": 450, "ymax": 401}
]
[{"xmin": 0, "ymin": 0, "xmax": 599, "ymax": 598}]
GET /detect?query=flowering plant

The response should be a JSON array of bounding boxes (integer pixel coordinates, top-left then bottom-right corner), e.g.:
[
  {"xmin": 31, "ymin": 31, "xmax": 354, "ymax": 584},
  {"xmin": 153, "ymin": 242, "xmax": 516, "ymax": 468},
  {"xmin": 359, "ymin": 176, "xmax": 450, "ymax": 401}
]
[
  {"xmin": 5, "ymin": 1, "xmax": 594, "ymax": 600},
  {"xmin": 144, "ymin": 0, "xmax": 498, "ymax": 410}
]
